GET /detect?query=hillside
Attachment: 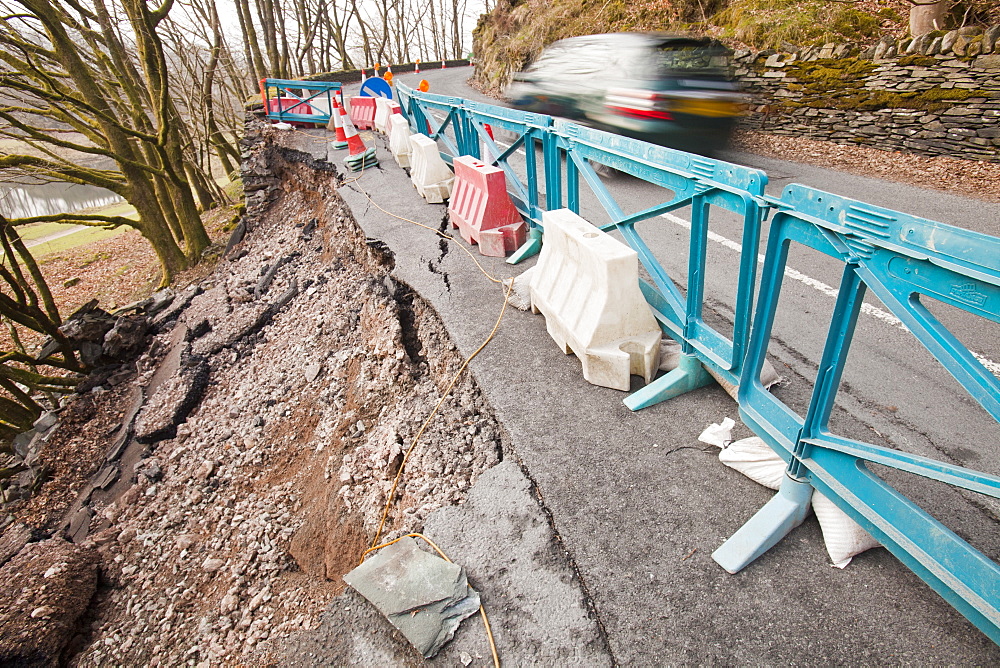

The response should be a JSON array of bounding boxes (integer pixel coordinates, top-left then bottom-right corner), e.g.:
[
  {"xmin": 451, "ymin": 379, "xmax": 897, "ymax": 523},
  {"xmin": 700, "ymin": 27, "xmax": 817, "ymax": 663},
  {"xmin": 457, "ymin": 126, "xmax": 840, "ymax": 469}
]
[{"xmin": 472, "ymin": 0, "xmax": 999, "ymax": 94}]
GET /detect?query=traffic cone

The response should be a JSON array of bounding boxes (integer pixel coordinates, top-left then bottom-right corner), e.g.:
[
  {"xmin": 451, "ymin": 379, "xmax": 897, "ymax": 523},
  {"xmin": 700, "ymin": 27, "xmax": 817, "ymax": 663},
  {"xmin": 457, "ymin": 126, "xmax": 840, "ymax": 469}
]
[
  {"xmin": 415, "ymin": 59, "xmax": 420, "ymax": 73},
  {"xmin": 360, "ymin": 68, "xmax": 366, "ymax": 83},
  {"xmin": 328, "ymin": 99, "xmax": 348, "ymax": 149},
  {"xmin": 442, "ymin": 59, "xmax": 447, "ymax": 69},
  {"xmin": 482, "ymin": 123, "xmax": 496, "ymax": 164},
  {"xmin": 341, "ymin": 110, "xmax": 378, "ymax": 172}
]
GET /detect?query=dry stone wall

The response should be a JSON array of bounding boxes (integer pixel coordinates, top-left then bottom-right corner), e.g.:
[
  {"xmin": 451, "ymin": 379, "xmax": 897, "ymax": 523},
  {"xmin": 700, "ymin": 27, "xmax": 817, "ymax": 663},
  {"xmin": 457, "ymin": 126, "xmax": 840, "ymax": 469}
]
[{"xmin": 735, "ymin": 25, "xmax": 1000, "ymax": 161}]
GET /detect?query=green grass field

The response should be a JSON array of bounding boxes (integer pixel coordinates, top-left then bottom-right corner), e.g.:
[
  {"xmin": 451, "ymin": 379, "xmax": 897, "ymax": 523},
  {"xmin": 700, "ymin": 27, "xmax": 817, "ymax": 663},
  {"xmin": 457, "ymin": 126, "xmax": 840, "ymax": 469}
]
[
  {"xmin": 16, "ymin": 201, "xmax": 139, "ymax": 256},
  {"xmin": 29, "ymin": 225, "xmax": 131, "ymax": 256}
]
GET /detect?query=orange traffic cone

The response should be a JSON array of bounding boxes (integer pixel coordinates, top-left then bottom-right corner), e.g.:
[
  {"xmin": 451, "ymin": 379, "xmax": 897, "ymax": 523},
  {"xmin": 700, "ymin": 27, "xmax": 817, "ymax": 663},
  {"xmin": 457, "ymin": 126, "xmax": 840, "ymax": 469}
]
[
  {"xmin": 329, "ymin": 99, "xmax": 348, "ymax": 149},
  {"xmin": 415, "ymin": 59, "xmax": 420, "ymax": 73},
  {"xmin": 340, "ymin": 107, "xmax": 377, "ymax": 172}
]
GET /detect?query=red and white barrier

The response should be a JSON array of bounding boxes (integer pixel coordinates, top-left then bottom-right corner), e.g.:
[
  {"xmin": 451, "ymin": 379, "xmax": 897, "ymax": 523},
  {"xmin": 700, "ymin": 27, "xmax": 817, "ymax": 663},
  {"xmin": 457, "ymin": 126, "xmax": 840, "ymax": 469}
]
[
  {"xmin": 385, "ymin": 101, "xmax": 403, "ymax": 138},
  {"xmin": 267, "ymin": 98, "xmax": 313, "ymax": 127},
  {"xmin": 448, "ymin": 156, "xmax": 526, "ymax": 257},
  {"xmin": 349, "ymin": 96, "xmax": 376, "ymax": 130},
  {"xmin": 373, "ymin": 97, "xmax": 392, "ymax": 134}
]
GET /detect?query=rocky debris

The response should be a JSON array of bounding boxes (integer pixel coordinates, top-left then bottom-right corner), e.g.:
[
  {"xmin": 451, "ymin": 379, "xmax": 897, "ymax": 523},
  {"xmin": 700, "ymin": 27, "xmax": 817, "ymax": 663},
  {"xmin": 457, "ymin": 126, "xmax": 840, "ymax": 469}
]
[
  {"xmin": 343, "ymin": 536, "xmax": 481, "ymax": 658},
  {"xmin": 5, "ymin": 419, "xmax": 61, "ymax": 505},
  {"xmin": 150, "ymin": 285, "xmax": 202, "ymax": 333},
  {"xmin": 3, "ymin": 388, "xmax": 129, "ymax": 532},
  {"xmin": 102, "ymin": 314, "xmax": 149, "ymax": 360},
  {"xmin": 255, "ymin": 252, "xmax": 299, "ymax": 299},
  {"xmin": 34, "ymin": 298, "xmax": 154, "ymax": 373},
  {"xmin": 60, "ymin": 124, "xmax": 505, "ymax": 666},
  {"xmin": 66, "ymin": 505, "xmax": 93, "ymax": 543},
  {"xmin": 0, "ymin": 523, "xmax": 32, "ymax": 568},
  {"xmin": 104, "ymin": 385, "xmax": 144, "ymax": 463},
  {"xmin": 33, "ymin": 411, "xmax": 59, "ymax": 434},
  {"xmin": 58, "ymin": 300, "xmax": 115, "ymax": 345},
  {"xmin": 0, "ymin": 537, "xmax": 98, "ymax": 665}
]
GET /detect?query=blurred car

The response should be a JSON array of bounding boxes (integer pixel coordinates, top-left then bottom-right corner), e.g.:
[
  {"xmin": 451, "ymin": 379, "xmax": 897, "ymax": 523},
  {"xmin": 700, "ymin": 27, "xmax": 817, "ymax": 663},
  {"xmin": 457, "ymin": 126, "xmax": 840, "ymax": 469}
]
[{"xmin": 506, "ymin": 33, "xmax": 743, "ymax": 157}]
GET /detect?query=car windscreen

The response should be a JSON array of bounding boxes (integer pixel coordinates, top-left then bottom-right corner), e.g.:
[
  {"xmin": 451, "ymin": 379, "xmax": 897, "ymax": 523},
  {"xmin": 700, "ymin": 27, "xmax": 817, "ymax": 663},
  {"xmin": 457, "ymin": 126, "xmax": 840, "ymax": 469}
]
[{"xmin": 524, "ymin": 40, "xmax": 610, "ymax": 80}]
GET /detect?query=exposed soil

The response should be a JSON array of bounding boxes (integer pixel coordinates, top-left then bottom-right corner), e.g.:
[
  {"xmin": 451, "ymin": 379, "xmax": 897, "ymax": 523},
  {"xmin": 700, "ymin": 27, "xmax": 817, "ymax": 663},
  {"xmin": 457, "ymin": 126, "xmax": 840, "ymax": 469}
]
[{"xmin": 1, "ymin": 129, "xmax": 503, "ymax": 666}]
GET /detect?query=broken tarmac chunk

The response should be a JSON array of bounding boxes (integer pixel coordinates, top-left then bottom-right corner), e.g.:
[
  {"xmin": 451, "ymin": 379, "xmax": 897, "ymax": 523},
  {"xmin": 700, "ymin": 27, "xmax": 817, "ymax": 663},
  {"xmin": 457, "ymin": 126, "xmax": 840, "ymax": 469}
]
[
  {"xmin": 344, "ymin": 536, "xmax": 481, "ymax": 658},
  {"xmin": 133, "ymin": 351, "xmax": 209, "ymax": 445}
]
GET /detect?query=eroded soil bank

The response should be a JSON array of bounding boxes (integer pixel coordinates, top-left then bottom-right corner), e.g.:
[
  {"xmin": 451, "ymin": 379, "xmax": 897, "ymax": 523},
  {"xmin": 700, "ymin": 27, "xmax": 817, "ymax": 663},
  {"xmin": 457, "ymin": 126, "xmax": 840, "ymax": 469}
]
[{"xmin": 1, "ymin": 124, "xmax": 507, "ymax": 666}]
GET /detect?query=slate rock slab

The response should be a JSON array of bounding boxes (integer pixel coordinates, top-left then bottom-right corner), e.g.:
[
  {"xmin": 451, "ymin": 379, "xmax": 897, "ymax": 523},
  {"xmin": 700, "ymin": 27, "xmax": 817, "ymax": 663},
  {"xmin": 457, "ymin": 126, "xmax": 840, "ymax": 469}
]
[
  {"xmin": 134, "ymin": 350, "xmax": 210, "ymax": 444},
  {"xmin": 0, "ymin": 523, "xmax": 32, "ymax": 568},
  {"xmin": 344, "ymin": 537, "xmax": 481, "ymax": 658}
]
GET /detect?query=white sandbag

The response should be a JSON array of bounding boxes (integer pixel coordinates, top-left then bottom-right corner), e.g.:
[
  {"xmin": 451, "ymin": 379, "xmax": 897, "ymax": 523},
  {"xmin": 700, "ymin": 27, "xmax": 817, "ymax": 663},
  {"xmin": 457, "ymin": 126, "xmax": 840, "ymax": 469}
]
[
  {"xmin": 502, "ymin": 266, "xmax": 535, "ymax": 311},
  {"xmin": 662, "ymin": 340, "xmax": 782, "ymax": 402},
  {"xmin": 718, "ymin": 436, "xmax": 785, "ymax": 491},
  {"xmin": 659, "ymin": 339, "xmax": 682, "ymax": 372},
  {"xmin": 811, "ymin": 491, "xmax": 881, "ymax": 568},
  {"xmin": 697, "ymin": 417, "xmax": 735, "ymax": 448}
]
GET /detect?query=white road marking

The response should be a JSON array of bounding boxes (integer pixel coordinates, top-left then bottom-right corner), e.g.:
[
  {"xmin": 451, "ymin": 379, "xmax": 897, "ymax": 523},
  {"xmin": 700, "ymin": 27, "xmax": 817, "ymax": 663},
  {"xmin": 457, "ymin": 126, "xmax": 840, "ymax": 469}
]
[
  {"xmin": 493, "ymin": 140, "xmax": 525, "ymax": 156},
  {"xmin": 661, "ymin": 212, "xmax": 1000, "ymax": 377}
]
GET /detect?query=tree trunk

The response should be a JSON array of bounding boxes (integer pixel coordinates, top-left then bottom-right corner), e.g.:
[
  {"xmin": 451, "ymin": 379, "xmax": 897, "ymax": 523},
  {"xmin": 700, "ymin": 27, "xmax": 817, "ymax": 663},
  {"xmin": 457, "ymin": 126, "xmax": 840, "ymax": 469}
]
[
  {"xmin": 910, "ymin": 1, "xmax": 948, "ymax": 36},
  {"xmin": 236, "ymin": 0, "xmax": 268, "ymax": 80}
]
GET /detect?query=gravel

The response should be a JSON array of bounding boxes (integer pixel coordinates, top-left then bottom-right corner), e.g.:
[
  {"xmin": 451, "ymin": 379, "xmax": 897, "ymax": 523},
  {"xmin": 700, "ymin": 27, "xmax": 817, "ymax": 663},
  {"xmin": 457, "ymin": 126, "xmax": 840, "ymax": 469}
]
[
  {"xmin": 6, "ymin": 129, "xmax": 505, "ymax": 666},
  {"xmin": 733, "ymin": 129, "xmax": 1000, "ymax": 202}
]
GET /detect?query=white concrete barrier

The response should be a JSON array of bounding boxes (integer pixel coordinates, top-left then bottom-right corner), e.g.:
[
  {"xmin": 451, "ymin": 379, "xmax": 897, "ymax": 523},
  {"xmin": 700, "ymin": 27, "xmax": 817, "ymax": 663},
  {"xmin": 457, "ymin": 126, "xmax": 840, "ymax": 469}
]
[
  {"xmin": 389, "ymin": 115, "xmax": 412, "ymax": 168},
  {"xmin": 408, "ymin": 134, "xmax": 453, "ymax": 203},
  {"xmin": 374, "ymin": 97, "xmax": 392, "ymax": 134},
  {"xmin": 530, "ymin": 209, "xmax": 661, "ymax": 390}
]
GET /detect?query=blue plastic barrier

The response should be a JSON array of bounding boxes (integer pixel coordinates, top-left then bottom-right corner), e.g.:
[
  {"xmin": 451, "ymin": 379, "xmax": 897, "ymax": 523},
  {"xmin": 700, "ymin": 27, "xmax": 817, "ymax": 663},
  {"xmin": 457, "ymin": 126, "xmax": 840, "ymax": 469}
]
[
  {"xmin": 393, "ymin": 85, "xmax": 1000, "ymax": 642},
  {"xmin": 262, "ymin": 78, "xmax": 341, "ymax": 125},
  {"xmin": 396, "ymin": 83, "xmax": 770, "ymax": 410},
  {"xmin": 719, "ymin": 184, "xmax": 1000, "ymax": 643}
]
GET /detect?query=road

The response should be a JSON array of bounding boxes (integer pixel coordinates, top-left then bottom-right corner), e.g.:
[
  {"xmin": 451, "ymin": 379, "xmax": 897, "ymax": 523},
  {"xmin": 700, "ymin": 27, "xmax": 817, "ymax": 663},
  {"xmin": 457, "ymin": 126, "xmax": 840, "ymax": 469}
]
[
  {"xmin": 406, "ymin": 66, "xmax": 1000, "ymax": 491},
  {"xmin": 292, "ymin": 67, "xmax": 1000, "ymax": 663}
]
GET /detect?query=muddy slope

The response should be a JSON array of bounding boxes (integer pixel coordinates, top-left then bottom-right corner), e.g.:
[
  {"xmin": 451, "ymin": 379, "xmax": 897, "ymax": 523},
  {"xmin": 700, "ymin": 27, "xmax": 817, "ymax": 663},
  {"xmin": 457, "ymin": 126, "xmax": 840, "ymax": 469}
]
[{"xmin": 43, "ymin": 131, "xmax": 506, "ymax": 665}]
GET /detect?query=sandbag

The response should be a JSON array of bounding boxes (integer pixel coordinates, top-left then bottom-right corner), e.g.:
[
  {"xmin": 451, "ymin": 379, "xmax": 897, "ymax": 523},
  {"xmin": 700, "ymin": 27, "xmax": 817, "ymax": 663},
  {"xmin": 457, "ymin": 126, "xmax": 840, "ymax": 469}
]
[
  {"xmin": 718, "ymin": 436, "xmax": 785, "ymax": 491},
  {"xmin": 699, "ymin": 421, "xmax": 881, "ymax": 568},
  {"xmin": 812, "ymin": 491, "xmax": 881, "ymax": 568}
]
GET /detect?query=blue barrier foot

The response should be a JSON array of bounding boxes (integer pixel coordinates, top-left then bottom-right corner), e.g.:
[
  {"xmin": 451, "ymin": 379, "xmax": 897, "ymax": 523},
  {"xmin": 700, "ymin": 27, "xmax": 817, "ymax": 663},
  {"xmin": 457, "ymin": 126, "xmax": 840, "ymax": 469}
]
[
  {"xmin": 623, "ymin": 353, "xmax": 713, "ymax": 411},
  {"xmin": 507, "ymin": 228, "xmax": 542, "ymax": 264},
  {"xmin": 712, "ymin": 474, "xmax": 813, "ymax": 574}
]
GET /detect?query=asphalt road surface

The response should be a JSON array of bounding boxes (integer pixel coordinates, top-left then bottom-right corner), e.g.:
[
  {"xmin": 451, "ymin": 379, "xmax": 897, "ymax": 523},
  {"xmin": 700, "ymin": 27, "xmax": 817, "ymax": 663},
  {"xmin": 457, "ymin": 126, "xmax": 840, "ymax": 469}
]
[
  {"xmin": 403, "ymin": 66, "xmax": 1000, "ymax": 494},
  {"xmin": 295, "ymin": 67, "xmax": 1000, "ymax": 663}
]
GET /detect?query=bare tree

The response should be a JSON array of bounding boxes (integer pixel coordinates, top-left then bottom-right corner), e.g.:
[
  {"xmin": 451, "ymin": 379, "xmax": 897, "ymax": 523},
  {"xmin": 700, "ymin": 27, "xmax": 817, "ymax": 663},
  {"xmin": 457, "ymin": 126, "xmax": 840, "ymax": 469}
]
[{"xmin": 0, "ymin": 0, "xmax": 214, "ymax": 284}]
